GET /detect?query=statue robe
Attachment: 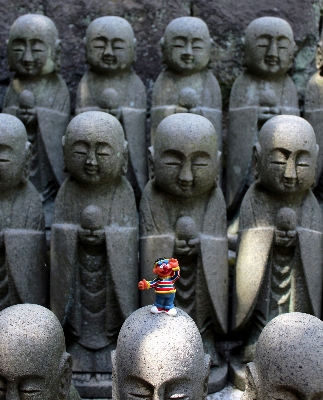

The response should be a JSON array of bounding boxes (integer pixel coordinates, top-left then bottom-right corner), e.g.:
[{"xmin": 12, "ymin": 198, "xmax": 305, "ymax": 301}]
[
  {"xmin": 50, "ymin": 176, "xmax": 138, "ymax": 341},
  {"xmin": 0, "ymin": 181, "xmax": 47, "ymax": 308},
  {"xmin": 76, "ymin": 69, "xmax": 147, "ymax": 198},
  {"xmin": 151, "ymin": 68, "xmax": 222, "ymax": 148},
  {"xmin": 3, "ymin": 73, "xmax": 70, "ymax": 190},
  {"xmin": 139, "ymin": 182, "xmax": 228, "ymax": 334},
  {"xmin": 305, "ymin": 72, "xmax": 323, "ymax": 201},
  {"xmin": 226, "ymin": 72, "xmax": 299, "ymax": 211},
  {"xmin": 232, "ymin": 183, "xmax": 323, "ymax": 332}
]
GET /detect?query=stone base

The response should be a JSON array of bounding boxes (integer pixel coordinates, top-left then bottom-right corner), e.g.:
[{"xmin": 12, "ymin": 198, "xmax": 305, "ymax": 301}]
[
  {"xmin": 229, "ymin": 354, "xmax": 246, "ymax": 391},
  {"xmin": 72, "ymin": 373, "xmax": 112, "ymax": 398},
  {"xmin": 208, "ymin": 359, "xmax": 228, "ymax": 394}
]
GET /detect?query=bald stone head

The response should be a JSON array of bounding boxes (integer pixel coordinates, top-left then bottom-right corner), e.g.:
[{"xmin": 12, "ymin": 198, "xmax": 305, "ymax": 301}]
[
  {"xmin": 112, "ymin": 306, "xmax": 210, "ymax": 400},
  {"xmin": 85, "ymin": 16, "xmax": 136, "ymax": 74},
  {"xmin": 0, "ymin": 304, "xmax": 72, "ymax": 400},
  {"xmin": 0, "ymin": 113, "xmax": 31, "ymax": 191},
  {"xmin": 7, "ymin": 14, "xmax": 60, "ymax": 76},
  {"xmin": 152, "ymin": 113, "xmax": 219, "ymax": 198},
  {"xmin": 162, "ymin": 17, "xmax": 211, "ymax": 74},
  {"xmin": 254, "ymin": 115, "xmax": 318, "ymax": 195},
  {"xmin": 243, "ymin": 312, "xmax": 323, "ymax": 400},
  {"xmin": 244, "ymin": 16, "xmax": 295, "ymax": 77},
  {"xmin": 63, "ymin": 111, "xmax": 127, "ymax": 186}
]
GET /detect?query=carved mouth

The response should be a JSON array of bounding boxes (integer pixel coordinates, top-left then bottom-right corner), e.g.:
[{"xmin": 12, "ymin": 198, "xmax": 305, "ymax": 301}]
[
  {"xmin": 283, "ymin": 180, "xmax": 297, "ymax": 188},
  {"xmin": 265, "ymin": 57, "xmax": 279, "ymax": 66},
  {"xmin": 181, "ymin": 55, "xmax": 194, "ymax": 64},
  {"xmin": 103, "ymin": 56, "xmax": 116, "ymax": 65},
  {"xmin": 84, "ymin": 166, "xmax": 99, "ymax": 175}
]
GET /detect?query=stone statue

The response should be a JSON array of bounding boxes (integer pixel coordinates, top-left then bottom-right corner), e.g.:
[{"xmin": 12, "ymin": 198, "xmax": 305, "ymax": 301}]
[
  {"xmin": 112, "ymin": 306, "xmax": 210, "ymax": 399},
  {"xmin": 3, "ymin": 14, "xmax": 70, "ymax": 232},
  {"xmin": 140, "ymin": 113, "xmax": 228, "ymax": 392},
  {"xmin": 226, "ymin": 17, "xmax": 299, "ymax": 232},
  {"xmin": 151, "ymin": 17, "xmax": 222, "ymax": 155},
  {"xmin": 0, "ymin": 303, "xmax": 80, "ymax": 399},
  {"xmin": 50, "ymin": 111, "xmax": 138, "ymax": 398},
  {"xmin": 76, "ymin": 16, "xmax": 147, "ymax": 203},
  {"xmin": 231, "ymin": 115, "xmax": 323, "ymax": 390},
  {"xmin": 243, "ymin": 312, "xmax": 323, "ymax": 400},
  {"xmin": 305, "ymin": 33, "xmax": 323, "ymax": 205},
  {"xmin": 0, "ymin": 113, "xmax": 47, "ymax": 310}
]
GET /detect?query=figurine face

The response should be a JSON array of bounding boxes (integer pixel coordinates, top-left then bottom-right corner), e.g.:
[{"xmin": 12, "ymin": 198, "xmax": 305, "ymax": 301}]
[
  {"xmin": 0, "ymin": 116, "xmax": 29, "ymax": 191},
  {"xmin": 163, "ymin": 17, "xmax": 211, "ymax": 74},
  {"xmin": 64, "ymin": 112, "xmax": 126, "ymax": 186},
  {"xmin": 7, "ymin": 14, "xmax": 59, "ymax": 77},
  {"xmin": 85, "ymin": 17, "xmax": 135, "ymax": 74},
  {"xmin": 153, "ymin": 114, "xmax": 218, "ymax": 198},
  {"xmin": 244, "ymin": 17, "xmax": 294, "ymax": 77},
  {"xmin": 152, "ymin": 259, "xmax": 172, "ymax": 277},
  {"xmin": 256, "ymin": 116, "xmax": 317, "ymax": 195}
]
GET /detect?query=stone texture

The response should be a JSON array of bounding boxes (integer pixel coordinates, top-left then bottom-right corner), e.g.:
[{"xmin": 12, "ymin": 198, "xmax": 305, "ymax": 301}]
[
  {"xmin": 231, "ymin": 115, "xmax": 323, "ymax": 390},
  {"xmin": 243, "ymin": 312, "xmax": 323, "ymax": 400},
  {"xmin": 0, "ymin": 303, "xmax": 80, "ymax": 399},
  {"xmin": 112, "ymin": 306, "xmax": 210, "ymax": 399}
]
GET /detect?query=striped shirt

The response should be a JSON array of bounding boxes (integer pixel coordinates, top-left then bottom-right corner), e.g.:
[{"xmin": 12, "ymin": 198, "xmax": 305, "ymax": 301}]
[{"xmin": 147, "ymin": 270, "xmax": 180, "ymax": 294}]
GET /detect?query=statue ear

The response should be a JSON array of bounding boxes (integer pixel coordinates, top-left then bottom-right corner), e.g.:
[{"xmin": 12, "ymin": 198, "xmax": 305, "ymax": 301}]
[
  {"xmin": 62, "ymin": 136, "xmax": 68, "ymax": 173},
  {"xmin": 54, "ymin": 39, "xmax": 62, "ymax": 72},
  {"xmin": 21, "ymin": 142, "xmax": 32, "ymax": 183},
  {"xmin": 133, "ymin": 37, "xmax": 137, "ymax": 63},
  {"xmin": 160, "ymin": 37, "xmax": 166, "ymax": 62},
  {"xmin": 148, "ymin": 146, "xmax": 155, "ymax": 181},
  {"xmin": 316, "ymin": 42, "xmax": 323, "ymax": 70},
  {"xmin": 111, "ymin": 350, "xmax": 118, "ymax": 400},
  {"xmin": 57, "ymin": 353, "xmax": 72, "ymax": 400},
  {"xmin": 202, "ymin": 354, "xmax": 211, "ymax": 399},
  {"xmin": 122, "ymin": 140, "xmax": 128, "ymax": 175},
  {"xmin": 253, "ymin": 142, "xmax": 261, "ymax": 181},
  {"xmin": 243, "ymin": 362, "xmax": 260, "ymax": 400}
]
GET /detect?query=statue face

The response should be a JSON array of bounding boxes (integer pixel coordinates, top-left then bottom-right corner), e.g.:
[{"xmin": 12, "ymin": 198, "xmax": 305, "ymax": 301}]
[
  {"xmin": 153, "ymin": 116, "xmax": 218, "ymax": 198},
  {"xmin": 85, "ymin": 17, "xmax": 135, "ymax": 73},
  {"xmin": 244, "ymin": 17, "xmax": 294, "ymax": 77},
  {"xmin": 64, "ymin": 113, "xmax": 126, "ymax": 186},
  {"xmin": 163, "ymin": 17, "xmax": 211, "ymax": 74},
  {"xmin": 7, "ymin": 15, "xmax": 58, "ymax": 77},
  {"xmin": 256, "ymin": 117, "xmax": 317, "ymax": 195}
]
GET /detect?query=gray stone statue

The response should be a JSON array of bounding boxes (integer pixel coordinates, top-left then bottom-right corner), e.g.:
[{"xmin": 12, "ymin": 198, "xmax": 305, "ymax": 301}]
[
  {"xmin": 0, "ymin": 113, "xmax": 47, "ymax": 309},
  {"xmin": 231, "ymin": 115, "xmax": 323, "ymax": 390},
  {"xmin": 3, "ymin": 14, "xmax": 70, "ymax": 232},
  {"xmin": 0, "ymin": 304, "xmax": 80, "ymax": 399},
  {"xmin": 151, "ymin": 17, "xmax": 222, "ymax": 154},
  {"xmin": 243, "ymin": 312, "xmax": 323, "ymax": 400},
  {"xmin": 140, "ymin": 113, "xmax": 228, "ymax": 392},
  {"xmin": 76, "ymin": 16, "xmax": 147, "ymax": 203},
  {"xmin": 226, "ymin": 17, "xmax": 299, "ymax": 235},
  {"xmin": 50, "ymin": 111, "xmax": 138, "ymax": 398},
  {"xmin": 305, "ymin": 33, "xmax": 323, "ymax": 205},
  {"xmin": 112, "ymin": 306, "xmax": 210, "ymax": 399}
]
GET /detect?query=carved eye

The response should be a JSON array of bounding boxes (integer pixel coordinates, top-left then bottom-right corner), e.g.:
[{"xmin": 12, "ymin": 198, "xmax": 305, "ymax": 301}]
[{"xmin": 270, "ymin": 161, "xmax": 286, "ymax": 165}]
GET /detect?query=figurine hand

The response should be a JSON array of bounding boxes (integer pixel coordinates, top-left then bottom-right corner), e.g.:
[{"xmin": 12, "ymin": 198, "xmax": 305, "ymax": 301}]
[
  {"xmin": 274, "ymin": 229, "xmax": 297, "ymax": 248},
  {"xmin": 174, "ymin": 236, "xmax": 200, "ymax": 257},
  {"xmin": 78, "ymin": 226, "xmax": 105, "ymax": 245},
  {"xmin": 169, "ymin": 258, "xmax": 179, "ymax": 270},
  {"xmin": 17, "ymin": 107, "xmax": 37, "ymax": 125},
  {"xmin": 138, "ymin": 279, "xmax": 149, "ymax": 290}
]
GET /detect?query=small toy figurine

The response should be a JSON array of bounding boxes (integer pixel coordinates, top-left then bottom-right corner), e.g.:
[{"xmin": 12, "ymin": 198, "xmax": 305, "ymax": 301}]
[{"xmin": 138, "ymin": 258, "xmax": 180, "ymax": 316}]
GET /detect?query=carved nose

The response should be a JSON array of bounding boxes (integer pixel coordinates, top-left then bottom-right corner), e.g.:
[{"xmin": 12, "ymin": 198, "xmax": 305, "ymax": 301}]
[
  {"xmin": 284, "ymin": 158, "xmax": 297, "ymax": 179},
  {"xmin": 179, "ymin": 161, "xmax": 193, "ymax": 183},
  {"xmin": 104, "ymin": 42, "xmax": 113, "ymax": 55},
  {"xmin": 86, "ymin": 150, "xmax": 98, "ymax": 166},
  {"xmin": 267, "ymin": 39, "xmax": 278, "ymax": 57},
  {"xmin": 184, "ymin": 42, "xmax": 193, "ymax": 55},
  {"xmin": 23, "ymin": 45, "xmax": 33, "ymax": 62}
]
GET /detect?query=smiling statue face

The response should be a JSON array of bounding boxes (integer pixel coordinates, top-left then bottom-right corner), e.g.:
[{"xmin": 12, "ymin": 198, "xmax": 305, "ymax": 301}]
[
  {"xmin": 244, "ymin": 17, "xmax": 294, "ymax": 77},
  {"xmin": 0, "ymin": 114, "xmax": 29, "ymax": 191},
  {"xmin": 153, "ymin": 114, "xmax": 218, "ymax": 198},
  {"xmin": 85, "ymin": 16, "xmax": 135, "ymax": 74},
  {"xmin": 64, "ymin": 111, "xmax": 126, "ymax": 186},
  {"xmin": 163, "ymin": 17, "xmax": 211, "ymax": 74},
  {"xmin": 7, "ymin": 14, "xmax": 59, "ymax": 77},
  {"xmin": 113, "ymin": 307, "xmax": 209, "ymax": 400},
  {"xmin": 256, "ymin": 115, "xmax": 317, "ymax": 196}
]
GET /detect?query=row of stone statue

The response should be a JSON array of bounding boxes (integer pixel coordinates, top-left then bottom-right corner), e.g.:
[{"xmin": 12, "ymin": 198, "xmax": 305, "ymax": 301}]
[
  {"xmin": 0, "ymin": 303, "xmax": 322, "ymax": 400},
  {"xmin": 5, "ymin": 13, "xmax": 323, "ymax": 224}
]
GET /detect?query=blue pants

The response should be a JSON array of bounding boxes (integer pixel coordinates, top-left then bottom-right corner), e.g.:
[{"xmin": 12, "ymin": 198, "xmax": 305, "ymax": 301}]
[{"xmin": 154, "ymin": 293, "xmax": 175, "ymax": 310}]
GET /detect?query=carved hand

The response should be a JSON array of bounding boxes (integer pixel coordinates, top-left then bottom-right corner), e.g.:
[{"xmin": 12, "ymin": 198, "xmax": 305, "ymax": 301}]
[
  {"xmin": 78, "ymin": 226, "xmax": 105, "ymax": 245},
  {"xmin": 138, "ymin": 279, "xmax": 149, "ymax": 290},
  {"xmin": 175, "ymin": 106, "xmax": 189, "ymax": 113},
  {"xmin": 174, "ymin": 236, "xmax": 200, "ymax": 257},
  {"xmin": 274, "ymin": 229, "xmax": 297, "ymax": 248},
  {"xmin": 258, "ymin": 106, "xmax": 280, "ymax": 123},
  {"xmin": 189, "ymin": 106, "xmax": 202, "ymax": 115},
  {"xmin": 17, "ymin": 107, "xmax": 37, "ymax": 126}
]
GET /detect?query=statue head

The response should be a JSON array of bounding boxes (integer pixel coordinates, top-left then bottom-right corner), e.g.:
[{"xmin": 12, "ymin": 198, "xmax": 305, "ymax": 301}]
[
  {"xmin": 0, "ymin": 114, "xmax": 31, "ymax": 191},
  {"xmin": 243, "ymin": 312, "xmax": 323, "ymax": 400},
  {"xmin": 161, "ymin": 17, "xmax": 211, "ymax": 75},
  {"xmin": 84, "ymin": 16, "xmax": 136, "ymax": 74},
  {"xmin": 254, "ymin": 115, "xmax": 318, "ymax": 196},
  {"xmin": 244, "ymin": 16, "xmax": 295, "ymax": 77},
  {"xmin": 0, "ymin": 304, "xmax": 72, "ymax": 399},
  {"xmin": 112, "ymin": 306, "xmax": 210, "ymax": 399},
  {"xmin": 63, "ymin": 111, "xmax": 128, "ymax": 186},
  {"xmin": 7, "ymin": 14, "xmax": 61, "ymax": 77},
  {"xmin": 150, "ymin": 113, "xmax": 219, "ymax": 198}
]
